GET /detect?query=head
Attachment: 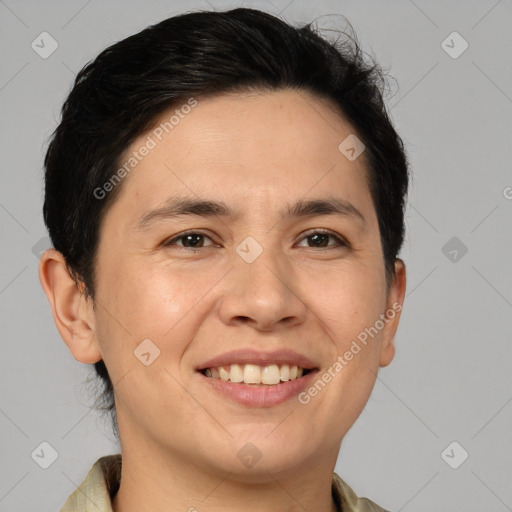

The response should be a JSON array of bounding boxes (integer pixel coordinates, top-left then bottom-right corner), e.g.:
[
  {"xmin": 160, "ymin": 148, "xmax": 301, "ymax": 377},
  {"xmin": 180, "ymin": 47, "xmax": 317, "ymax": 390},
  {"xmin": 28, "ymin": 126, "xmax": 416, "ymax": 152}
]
[{"xmin": 40, "ymin": 8, "xmax": 408, "ymax": 475}]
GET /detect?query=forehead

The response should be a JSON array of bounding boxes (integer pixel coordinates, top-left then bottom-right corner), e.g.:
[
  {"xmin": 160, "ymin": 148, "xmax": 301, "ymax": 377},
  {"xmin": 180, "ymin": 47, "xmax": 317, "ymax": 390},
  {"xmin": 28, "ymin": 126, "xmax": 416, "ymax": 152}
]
[{"xmin": 110, "ymin": 89, "xmax": 373, "ymax": 222}]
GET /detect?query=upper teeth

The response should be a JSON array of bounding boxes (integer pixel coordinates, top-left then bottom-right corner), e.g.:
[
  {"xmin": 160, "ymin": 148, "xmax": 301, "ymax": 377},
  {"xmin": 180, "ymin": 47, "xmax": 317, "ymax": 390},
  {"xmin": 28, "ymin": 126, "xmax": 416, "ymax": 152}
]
[{"xmin": 204, "ymin": 364, "xmax": 305, "ymax": 385}]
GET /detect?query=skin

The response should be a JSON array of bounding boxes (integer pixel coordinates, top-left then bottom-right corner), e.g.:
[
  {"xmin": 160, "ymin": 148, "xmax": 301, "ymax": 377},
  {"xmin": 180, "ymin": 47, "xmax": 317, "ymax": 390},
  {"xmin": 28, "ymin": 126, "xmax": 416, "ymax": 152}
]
[{"xmin": 39, "ymin": 89, "xmax": 406, "ymax": 512}]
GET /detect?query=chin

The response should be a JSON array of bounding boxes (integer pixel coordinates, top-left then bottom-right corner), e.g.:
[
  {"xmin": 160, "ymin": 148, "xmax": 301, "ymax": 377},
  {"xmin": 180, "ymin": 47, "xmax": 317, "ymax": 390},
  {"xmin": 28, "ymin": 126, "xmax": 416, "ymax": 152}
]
[
  {"xmin": 207, "ymin": 437, "xmax": 316, "ymax": 482},
  {"xmin": 216, "ymin": 455, "xmax": 307, "ymax": 484}
]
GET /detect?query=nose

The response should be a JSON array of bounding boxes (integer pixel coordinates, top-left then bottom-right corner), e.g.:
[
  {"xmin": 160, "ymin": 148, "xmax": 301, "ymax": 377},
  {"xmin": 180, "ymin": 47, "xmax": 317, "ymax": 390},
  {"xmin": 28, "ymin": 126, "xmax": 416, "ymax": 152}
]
[{"xmin": 216, "ymin": 246, "xmax": 308, "ymax": 332}]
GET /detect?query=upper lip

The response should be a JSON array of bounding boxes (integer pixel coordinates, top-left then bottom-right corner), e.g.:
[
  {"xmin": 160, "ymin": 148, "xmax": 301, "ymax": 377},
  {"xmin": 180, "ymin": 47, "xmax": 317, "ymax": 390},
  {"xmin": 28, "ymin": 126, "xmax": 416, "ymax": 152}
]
[{"xmin": 196, "ymin": 348, "xmax": 318, "ymax": 371}]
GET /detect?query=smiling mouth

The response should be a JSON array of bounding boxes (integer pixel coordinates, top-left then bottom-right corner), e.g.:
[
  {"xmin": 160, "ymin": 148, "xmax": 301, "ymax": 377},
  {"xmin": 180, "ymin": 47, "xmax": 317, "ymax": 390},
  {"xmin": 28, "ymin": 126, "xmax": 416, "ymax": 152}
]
[{"xmin": 199, "ymin": 363, "xmax": 312, "ymax": 386}]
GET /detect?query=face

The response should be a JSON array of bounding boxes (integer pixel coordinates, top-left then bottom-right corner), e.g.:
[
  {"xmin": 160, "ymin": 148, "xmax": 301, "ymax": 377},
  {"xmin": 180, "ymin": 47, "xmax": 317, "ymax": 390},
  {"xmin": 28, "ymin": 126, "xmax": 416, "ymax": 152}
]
[{"xmin": 57, "ymin": 89, "xmax": 405, "ymax": 478}]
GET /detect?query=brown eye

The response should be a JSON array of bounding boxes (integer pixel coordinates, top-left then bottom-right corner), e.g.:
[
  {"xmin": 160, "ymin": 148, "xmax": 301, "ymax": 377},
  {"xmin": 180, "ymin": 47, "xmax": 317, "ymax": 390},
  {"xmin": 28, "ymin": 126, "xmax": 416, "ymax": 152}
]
[
  {"xmin": 297, "ymin": 231, "xmax": 347, "ymax": 248},
  {"xmin": 163, "ymin": 232, "xmax": 215, "ymax": 249}
]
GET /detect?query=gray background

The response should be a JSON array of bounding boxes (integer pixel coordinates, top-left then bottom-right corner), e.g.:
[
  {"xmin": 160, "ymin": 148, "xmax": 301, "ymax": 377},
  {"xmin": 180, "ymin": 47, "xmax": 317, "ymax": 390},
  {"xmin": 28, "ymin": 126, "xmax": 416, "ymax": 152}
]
[{"xmin": 1, "ymin": 0, "xmax": 511, "ymax": 510}]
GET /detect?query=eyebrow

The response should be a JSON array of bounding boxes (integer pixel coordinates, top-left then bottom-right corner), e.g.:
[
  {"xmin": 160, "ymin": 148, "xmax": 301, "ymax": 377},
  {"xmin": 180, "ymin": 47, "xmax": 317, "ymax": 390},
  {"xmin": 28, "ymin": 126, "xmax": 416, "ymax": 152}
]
[{"xmin": 134, "ymin": 196, "xmax": 367, "ymax": 232}]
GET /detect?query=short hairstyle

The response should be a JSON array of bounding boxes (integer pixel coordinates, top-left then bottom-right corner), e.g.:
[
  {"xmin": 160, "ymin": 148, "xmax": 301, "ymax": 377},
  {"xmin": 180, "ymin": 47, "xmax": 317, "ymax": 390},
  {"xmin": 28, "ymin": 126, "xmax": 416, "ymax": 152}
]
[{"xmin": 42, "ymin": 7, "xmax": 410, "ymax": 439}]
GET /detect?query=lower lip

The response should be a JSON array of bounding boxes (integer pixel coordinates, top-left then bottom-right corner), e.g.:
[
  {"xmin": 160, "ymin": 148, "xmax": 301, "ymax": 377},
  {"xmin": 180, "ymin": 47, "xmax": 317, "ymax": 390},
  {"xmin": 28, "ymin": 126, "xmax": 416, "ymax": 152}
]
[{"xmin": 196, "ymin": 370, "xmax": 318, "ymax": 407}]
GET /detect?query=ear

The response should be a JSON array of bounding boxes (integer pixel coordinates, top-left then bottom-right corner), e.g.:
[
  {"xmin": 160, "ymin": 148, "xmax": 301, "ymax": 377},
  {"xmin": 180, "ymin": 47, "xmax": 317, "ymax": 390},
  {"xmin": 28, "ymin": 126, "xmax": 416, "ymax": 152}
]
[
  {"xmin": 379, "ymin": 258, "xmax": 406, "ymax": 367},
  {"xmin": 38, "ymin": 249, "xmax": 102, "ymax": 364}
]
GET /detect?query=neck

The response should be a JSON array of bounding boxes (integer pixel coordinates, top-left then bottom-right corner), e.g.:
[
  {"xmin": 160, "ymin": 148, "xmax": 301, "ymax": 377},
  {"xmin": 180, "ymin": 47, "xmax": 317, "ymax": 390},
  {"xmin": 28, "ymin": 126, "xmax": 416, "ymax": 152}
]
[{"xmin": 112, "ymin": 440, "xmax": 339, "ymax": 512}]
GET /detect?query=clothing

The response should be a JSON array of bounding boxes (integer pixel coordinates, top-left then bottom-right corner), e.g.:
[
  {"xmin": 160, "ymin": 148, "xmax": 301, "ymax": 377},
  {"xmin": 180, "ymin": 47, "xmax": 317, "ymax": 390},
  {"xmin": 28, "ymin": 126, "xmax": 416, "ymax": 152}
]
[{"xmin": 60, "ymin": 454, "xmax": 389, "ymax": 512}]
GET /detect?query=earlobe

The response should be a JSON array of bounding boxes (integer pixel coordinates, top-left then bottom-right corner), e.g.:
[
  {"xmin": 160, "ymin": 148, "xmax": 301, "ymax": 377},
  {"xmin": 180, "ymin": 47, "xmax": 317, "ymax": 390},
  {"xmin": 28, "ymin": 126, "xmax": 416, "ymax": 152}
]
[
  {"xmin": 379, "ymin": 258, "xmax": 406, "ymax": 367},
  {"xmin": 38, "ymin": 249, "xmax": 103, "ymax": 364}
]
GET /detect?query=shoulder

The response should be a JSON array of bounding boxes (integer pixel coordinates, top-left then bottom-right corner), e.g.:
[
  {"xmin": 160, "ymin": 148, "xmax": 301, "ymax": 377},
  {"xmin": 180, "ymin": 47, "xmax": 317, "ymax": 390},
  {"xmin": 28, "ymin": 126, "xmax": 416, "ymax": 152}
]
[
  {"xmin": 332, "ymin": 472, "xmax": 391, "ymax": 512},
  {"xmin": 60, "ymin": 454, "xmax": 121, "ymax": 512}
]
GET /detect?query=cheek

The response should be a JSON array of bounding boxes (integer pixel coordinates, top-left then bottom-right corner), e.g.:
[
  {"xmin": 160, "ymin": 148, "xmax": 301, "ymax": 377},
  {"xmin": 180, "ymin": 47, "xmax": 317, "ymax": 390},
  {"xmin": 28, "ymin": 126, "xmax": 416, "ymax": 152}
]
[
  {"xmin": 97, "ymin": 260, "xmax": 222, "ymax": 362},
  {"xmin": 93, "ymin": 262, "xmax": 183, "ymax": 369},
  {"xmin": 308, "ymin": 264, "xmax": 386, "ymax": 349},
  {"xmin": 106, "ymin": 260, "xmax": 193, "ymax": 332}
]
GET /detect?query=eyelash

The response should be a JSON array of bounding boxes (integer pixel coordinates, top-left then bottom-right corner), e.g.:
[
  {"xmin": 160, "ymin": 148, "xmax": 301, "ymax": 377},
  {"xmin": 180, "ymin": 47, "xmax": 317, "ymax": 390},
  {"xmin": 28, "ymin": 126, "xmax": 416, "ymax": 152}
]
[{"xmin": 162, "ymin": 229, "xmax": 348, "ymax": 250}]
